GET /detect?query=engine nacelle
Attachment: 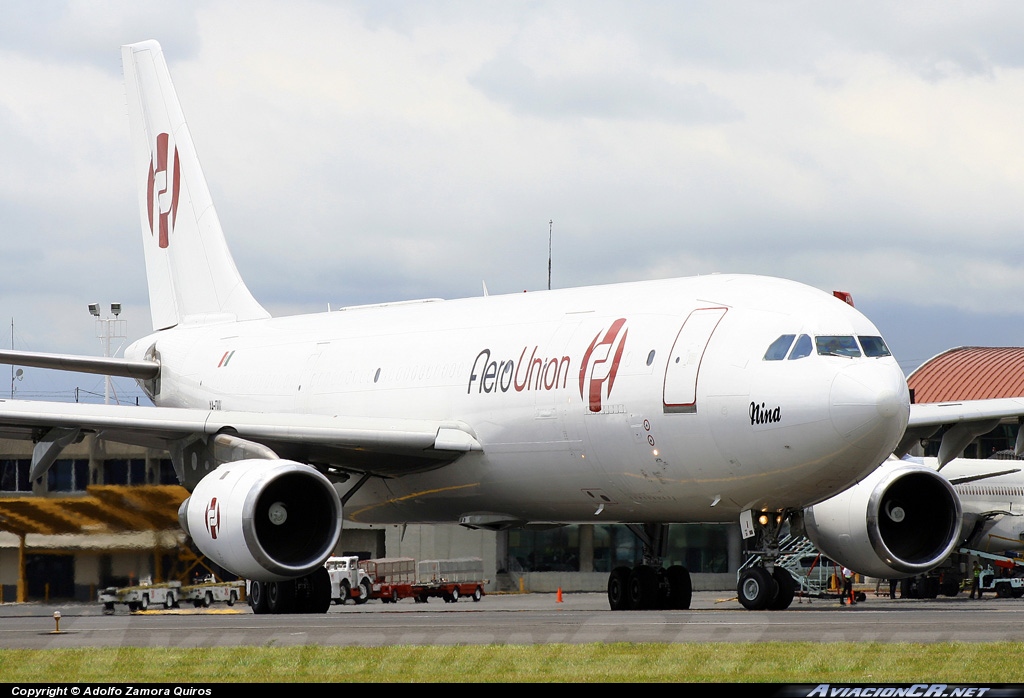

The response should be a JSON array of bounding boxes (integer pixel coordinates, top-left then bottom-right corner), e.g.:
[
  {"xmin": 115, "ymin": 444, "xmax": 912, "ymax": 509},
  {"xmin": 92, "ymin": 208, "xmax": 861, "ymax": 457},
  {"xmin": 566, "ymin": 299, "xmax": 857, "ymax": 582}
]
[
  {"xmin": 800, "ymin": 459, "xmax": 962, "ymax": 579},
  {"xmin": 178, "ymin": 459, "xmax": 342, "ymax": 581}
]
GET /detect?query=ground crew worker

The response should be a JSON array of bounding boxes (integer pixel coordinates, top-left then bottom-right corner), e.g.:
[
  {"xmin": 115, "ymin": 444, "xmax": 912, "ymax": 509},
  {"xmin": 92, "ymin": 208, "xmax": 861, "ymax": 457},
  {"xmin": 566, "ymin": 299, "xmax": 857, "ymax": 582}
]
[
  {"xmin": 970, "ymin": 561, "xmax": 982, "ymax": 599},
  {"xmin": 841, "ymin": 566, "xmax": 855, "ymax": 605}
]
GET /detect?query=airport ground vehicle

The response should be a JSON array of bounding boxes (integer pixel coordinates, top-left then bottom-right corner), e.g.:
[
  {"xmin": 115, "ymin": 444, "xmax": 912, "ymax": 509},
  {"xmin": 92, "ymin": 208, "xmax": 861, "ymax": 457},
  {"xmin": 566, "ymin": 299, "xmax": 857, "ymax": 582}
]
[
  {"xmin": 99, "ymin": 576, "xmax": 246, "ymax": 613},
  {"xmin": 368, "ymin": 557, "xmax": 487, "ymax": 603},
  {"xmin": 895, "ymin": 547, "xmax": 1024, "ymax": 599},
  {"xmin": 181, "ymin": 576, "xmax": 246, "ymax": 607},
  {"xmin": 99, "ymin": 579, "xmax": 181, "ymax": 613},
  {"xmin": 326, "ymin": 556, "xmax": 373, "ymax": 604},
  {"xmin": 977, "ymin": 567, "xmax": 1024, "ymax": 598}
]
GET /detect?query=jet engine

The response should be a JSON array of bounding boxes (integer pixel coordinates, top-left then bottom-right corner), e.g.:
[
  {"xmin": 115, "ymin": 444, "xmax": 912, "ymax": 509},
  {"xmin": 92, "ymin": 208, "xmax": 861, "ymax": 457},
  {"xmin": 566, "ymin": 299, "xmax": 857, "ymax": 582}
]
[
  {"xmin": 799, "ymin": 459, "xmax": 962, "ymax": 579},
  {"xmin": 178, "ymin": 459, "xmax": 342, "ymax": 581}
]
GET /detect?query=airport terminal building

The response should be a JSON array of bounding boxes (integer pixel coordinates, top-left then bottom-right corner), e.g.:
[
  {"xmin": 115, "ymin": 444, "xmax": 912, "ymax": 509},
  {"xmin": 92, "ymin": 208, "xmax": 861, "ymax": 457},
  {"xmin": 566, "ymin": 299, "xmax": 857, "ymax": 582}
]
[
  {"xmin": 0, "ymin": 432, "xmax": 741, "ymax": 602},
  {"xmin": 1, "ymin": 345, "xmax": 1021, "ymax": 603}
]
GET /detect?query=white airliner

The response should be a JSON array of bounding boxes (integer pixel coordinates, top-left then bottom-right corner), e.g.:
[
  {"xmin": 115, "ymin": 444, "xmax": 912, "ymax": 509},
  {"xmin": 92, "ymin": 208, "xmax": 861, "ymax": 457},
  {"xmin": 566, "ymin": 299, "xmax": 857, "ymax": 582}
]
[
  {"xmin": 3, "ymin": 40, "xmax": 1024, "ymax": 614},
  {"xmin": 802, "ymin": 453, "xmax": 1024, "ymax": 588}
]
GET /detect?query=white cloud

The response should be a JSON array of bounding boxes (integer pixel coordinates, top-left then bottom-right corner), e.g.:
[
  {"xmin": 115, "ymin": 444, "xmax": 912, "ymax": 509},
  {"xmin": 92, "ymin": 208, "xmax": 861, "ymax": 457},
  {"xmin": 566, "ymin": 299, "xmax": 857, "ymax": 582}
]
[{"xmin": 3, "ymin": 0, "xmax": 1024, "ymax": 403}]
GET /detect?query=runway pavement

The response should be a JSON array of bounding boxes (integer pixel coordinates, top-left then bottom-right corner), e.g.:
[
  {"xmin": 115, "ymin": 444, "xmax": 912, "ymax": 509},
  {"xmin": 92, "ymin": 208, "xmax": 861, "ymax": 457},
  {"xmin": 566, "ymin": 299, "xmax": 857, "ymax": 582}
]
[{"xmin": 3, "ymin": 589, "xmax": 1024, "ymax": 649}]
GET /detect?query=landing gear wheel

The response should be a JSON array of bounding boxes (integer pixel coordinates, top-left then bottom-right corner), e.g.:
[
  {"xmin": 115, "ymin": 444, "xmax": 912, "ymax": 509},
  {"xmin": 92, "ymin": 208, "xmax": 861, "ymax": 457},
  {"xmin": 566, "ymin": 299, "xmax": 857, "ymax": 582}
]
[
  {"xmin": 738, "ymin": 567, "xmax": 777, "ymax": 610},
  {"xmin": 628, "ymin": 565, "xmax": 658, "ymax": 610},
  {"xmin": 768, "ymin": 568, "xmax": 795, "ymax": 610},
  {"xmin": 607, "ymin": 566, "xmax": 632, "ymax": 610},
  {"xmin": 267, "ymin": 580, "xmax": 295, "ymax": 614},
  {"xmin": 249, "ymin": 580, "xmax": 268, "ymax": 614},
  {"xmin": 308, "ymin": 567, "xmax": 332, "ymax": 614},
  {"xmin": 666, "ymin": 565, "xmax": 692, "ymax": 610}
]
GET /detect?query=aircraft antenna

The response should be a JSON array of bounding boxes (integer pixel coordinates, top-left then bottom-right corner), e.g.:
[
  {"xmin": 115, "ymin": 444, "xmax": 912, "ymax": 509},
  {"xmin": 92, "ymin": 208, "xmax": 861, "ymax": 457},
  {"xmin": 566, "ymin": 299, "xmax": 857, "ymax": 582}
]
[{"xmin": 548, "ymin": 220, "xmax": 553, "ymax": 291}]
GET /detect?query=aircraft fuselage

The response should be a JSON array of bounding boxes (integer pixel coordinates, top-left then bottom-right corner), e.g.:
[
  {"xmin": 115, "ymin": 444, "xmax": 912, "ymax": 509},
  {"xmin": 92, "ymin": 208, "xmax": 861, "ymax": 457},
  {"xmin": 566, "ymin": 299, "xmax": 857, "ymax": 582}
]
[{"xmin": 128, "ymin": 273, "xmax": 910, "ymax": 526}]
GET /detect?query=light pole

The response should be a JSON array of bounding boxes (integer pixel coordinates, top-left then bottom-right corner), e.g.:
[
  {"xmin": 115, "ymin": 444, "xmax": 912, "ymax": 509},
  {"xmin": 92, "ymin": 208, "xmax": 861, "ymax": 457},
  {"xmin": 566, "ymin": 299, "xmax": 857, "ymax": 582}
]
[{"xmin": 89, "ymin": 302, "xmax": 126, "ymax": 404}]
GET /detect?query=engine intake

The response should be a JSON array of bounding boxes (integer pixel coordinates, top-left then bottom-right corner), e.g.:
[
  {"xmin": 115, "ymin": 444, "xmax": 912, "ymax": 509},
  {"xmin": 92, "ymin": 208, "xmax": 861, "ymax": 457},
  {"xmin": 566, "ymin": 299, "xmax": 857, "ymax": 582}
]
[
  {"xmin": 178, "ymin": 459, "xmax": 342, "ymax": 581},
  {"xmin": 801, "ymin": 459, "xmax": 962, "ymax": 578}
]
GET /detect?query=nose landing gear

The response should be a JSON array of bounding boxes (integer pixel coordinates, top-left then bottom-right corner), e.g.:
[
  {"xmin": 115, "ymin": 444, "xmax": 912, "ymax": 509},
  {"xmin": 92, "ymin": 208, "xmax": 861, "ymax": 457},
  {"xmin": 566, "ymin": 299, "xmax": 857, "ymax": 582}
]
[{"xmin": 736, "ymin": 508, "xmax": 797, "ymax": 610}]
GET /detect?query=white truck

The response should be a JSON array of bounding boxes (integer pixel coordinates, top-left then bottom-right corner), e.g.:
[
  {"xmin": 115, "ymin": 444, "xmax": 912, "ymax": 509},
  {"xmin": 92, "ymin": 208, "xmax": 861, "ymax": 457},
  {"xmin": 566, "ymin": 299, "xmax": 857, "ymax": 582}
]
[{"xmin": 326, "ymin": 555, "xmax": 373, "ymax": 605}]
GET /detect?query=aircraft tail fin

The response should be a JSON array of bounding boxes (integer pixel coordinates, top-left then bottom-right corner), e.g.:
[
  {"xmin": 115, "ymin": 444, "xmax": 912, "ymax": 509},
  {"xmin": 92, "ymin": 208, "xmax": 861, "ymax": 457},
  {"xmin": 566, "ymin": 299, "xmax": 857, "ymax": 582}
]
[{"xmin": 122, "ymin": 40, "xmax": 269, "ymax": 330}]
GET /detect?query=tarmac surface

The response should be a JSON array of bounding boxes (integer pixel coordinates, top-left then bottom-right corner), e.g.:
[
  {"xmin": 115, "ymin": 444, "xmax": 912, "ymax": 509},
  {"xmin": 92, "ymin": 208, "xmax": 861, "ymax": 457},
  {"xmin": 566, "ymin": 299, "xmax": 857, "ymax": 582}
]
[{"xmin": 4, "ymin": 589, "xmax": 1024, "ymax": 649}]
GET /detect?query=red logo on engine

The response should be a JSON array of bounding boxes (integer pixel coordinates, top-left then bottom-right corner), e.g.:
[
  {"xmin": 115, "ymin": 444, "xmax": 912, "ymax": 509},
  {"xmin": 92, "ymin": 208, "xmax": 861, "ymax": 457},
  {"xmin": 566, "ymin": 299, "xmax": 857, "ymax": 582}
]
[
  {"xmin": 205, "ymin": 497, "xmax": 221, "ymax": 540},
  {"xmin": 147, "ymin": 132, "xmax": 180, "ymax": 248},
  {"xmin": 579, "ymin": 318, "xmax": 628, "ymax": 412}
]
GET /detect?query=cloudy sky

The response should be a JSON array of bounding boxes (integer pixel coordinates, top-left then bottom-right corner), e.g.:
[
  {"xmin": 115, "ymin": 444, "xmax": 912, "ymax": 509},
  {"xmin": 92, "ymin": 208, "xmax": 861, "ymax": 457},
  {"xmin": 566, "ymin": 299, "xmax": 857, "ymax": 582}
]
[{"xmin": 3, "ymin": 1, "xmax": 1024, "ymax": 403}]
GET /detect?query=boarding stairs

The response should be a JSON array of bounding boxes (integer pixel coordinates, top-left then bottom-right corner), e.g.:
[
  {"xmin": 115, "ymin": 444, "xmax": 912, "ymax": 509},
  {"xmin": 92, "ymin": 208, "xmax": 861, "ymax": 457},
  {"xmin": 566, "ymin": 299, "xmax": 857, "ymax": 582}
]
[{"xmin": 741, "ymin": 534, "xmax": 836, "ymax": 598}]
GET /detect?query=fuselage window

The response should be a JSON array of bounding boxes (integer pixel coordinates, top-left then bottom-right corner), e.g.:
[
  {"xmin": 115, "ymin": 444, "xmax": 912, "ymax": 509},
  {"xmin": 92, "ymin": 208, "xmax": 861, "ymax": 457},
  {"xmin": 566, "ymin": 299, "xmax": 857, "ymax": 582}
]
[
  {"xmin": 788, "ymin": 334, "xmax": 813, "ymax": 360},
  {"xmin": 763, "ymin": 335, "xmax": 795, "ymax": 361},
  {"xmin": 816, "ymin": 335, "xmax": 861, "ymax": 358},
  {"xmin": 858, "ymin": 336, "xmax": 891, "ymax": 357},
  {"xmin": 646, "ymin": 350, "xmax": 656, "ymax": 366}
]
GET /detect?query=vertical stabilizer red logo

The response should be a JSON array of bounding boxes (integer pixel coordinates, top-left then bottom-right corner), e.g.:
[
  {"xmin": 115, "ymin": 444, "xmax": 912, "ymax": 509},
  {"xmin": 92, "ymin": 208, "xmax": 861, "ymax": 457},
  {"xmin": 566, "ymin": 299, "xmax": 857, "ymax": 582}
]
[
  {"xmin": 205, "ymin": 497, "xmax": 221, "ymax": 540},
  {"xmin": 579, "ymin": 318, "xmax": 628, "ymax": 412},
  {"xmin": 147, "ymin": 132, "xmax": 180, "ymax": 248}
]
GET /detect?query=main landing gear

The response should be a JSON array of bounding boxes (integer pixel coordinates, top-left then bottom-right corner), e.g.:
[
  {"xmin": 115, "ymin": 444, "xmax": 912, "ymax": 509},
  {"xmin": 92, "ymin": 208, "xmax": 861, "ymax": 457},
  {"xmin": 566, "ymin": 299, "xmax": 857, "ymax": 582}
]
[
  {"xmin": 249, "ymin": 566, "xmax": 332, "ymax": 614},
  {"xmin": 736, "ymin": 508, "xmax": 796, "ymax": 611},
  {"xmin": 606, "ymin": 524, "xmax": 692, "ymax": 610}
]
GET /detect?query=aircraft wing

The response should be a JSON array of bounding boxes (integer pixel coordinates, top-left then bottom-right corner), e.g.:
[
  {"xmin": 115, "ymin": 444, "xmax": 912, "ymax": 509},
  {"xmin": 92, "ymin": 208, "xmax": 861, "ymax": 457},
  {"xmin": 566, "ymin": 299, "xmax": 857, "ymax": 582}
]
[
  {"xmin": 0, "ymin": 398, "xmax": 480, "ymax": 483},
  {"xmin": 899, "ymin": 397, "xmax": 1024, "ymax": 468}
]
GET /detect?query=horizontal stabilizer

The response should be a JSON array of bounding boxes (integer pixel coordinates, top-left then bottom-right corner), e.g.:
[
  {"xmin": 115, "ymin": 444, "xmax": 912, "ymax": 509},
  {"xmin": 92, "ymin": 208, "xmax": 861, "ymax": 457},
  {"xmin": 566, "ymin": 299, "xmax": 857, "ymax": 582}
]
[{"xmin": 0, "ymin": 349, "xmax": 159, "ymax": 380}]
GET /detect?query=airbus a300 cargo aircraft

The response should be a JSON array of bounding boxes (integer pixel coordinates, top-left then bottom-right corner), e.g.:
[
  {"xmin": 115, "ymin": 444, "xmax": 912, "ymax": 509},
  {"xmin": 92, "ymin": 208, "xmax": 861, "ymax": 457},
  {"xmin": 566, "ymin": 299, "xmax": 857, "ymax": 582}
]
[{"xmin": 3, "ymin": 41, "xmax": 1024, "ymax": 613}]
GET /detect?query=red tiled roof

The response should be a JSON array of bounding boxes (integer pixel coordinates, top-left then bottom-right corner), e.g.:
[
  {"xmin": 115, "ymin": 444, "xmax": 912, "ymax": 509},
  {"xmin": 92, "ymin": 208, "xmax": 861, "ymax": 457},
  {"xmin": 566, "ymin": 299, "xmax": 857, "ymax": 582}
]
[{"xmin": 907, "ymin": 347, "xmax": 1024, "ymax": 403}]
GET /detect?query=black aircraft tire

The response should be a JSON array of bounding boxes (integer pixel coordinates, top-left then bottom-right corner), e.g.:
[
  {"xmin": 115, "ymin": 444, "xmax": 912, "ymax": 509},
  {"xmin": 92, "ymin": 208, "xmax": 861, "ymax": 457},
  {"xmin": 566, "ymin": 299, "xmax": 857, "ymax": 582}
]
[
  {"xmin": 768, "ymin": 568, "xmax": 795, "ymax": 610},
  {"xmin": 666, "ymin": 565, "xmax": 692, "ymax": 610},
  {"xmin": 738, "ymin": 568, "xmax": 777, "ymax": 611},
  {"xmin": 267, "ymin": 580, "xmax": 296, "ymax": 614},
  {"xmin": 628, "ymin": 565, "xmax": 659, "ymax": 610},
  {"xmin": 249, "ymin": 581, "xmax": 268, "ymax": 614},
  {"xmin": 607, "ymin": 566, "xmax": 632, "ymax": 610},
  {"xmin": 310, "ymin": 567, "xmax": 332, "ymax": 614}
]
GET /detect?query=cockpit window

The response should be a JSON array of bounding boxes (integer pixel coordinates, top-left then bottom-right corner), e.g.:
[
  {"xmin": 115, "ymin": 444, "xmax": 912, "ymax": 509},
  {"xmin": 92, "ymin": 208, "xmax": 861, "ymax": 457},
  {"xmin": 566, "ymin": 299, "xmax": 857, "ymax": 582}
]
[
  {"xmin": 816, "ymin": 335, "xmax": 861, "ymax": 358},
  {"xmin": 763, "ymin": 335, "xmax": 796, "ymax": 361},
  {"xmin": 859, "ymin": 336, "xmax": 891, "ymax": 357},
  {"xmin": 788, "ymin": 334, "xmax": 813, "ymax": 360}
]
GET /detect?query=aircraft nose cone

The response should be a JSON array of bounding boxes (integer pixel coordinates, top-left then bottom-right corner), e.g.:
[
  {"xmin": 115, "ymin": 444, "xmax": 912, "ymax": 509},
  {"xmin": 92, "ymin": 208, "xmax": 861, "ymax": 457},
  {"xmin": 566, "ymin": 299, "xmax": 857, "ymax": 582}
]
[{"xmin": 829, "ymin": 362, "xmax": 910, "ymax": 453}]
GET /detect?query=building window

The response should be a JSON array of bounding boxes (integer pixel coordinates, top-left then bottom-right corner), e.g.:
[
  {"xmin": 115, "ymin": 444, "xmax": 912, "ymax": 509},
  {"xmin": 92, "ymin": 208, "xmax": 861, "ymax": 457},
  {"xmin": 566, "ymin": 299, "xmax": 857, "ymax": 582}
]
[
  {"xmin": 506, "ymin": 523, "xmax": 731, "ymax": 574},
  {"xmin": 158, "ymin": 459, "xmax": 177, "ymax": 485},
  {"xmin": 0, "ymin": 459, "xmax": 30, "ymax": 492},
  {"xmin": 46, "ymin": 459, "xmax": 90, "ymax": 492}
]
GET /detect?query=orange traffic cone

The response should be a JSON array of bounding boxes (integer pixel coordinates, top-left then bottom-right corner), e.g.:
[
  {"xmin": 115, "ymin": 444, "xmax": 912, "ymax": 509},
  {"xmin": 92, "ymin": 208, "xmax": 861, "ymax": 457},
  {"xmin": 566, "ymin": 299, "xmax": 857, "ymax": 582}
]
[{"xmin": 557, "ymin": 587, "xmax": 563, "ymax": 603}]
